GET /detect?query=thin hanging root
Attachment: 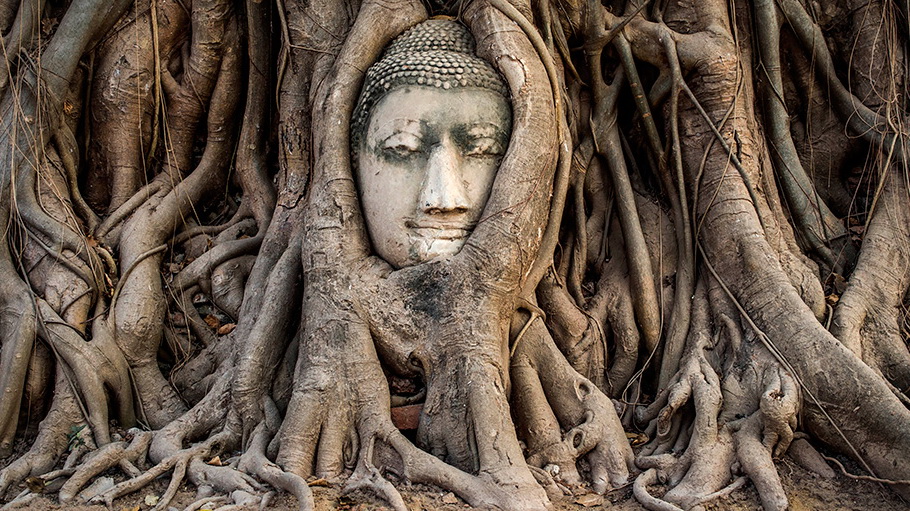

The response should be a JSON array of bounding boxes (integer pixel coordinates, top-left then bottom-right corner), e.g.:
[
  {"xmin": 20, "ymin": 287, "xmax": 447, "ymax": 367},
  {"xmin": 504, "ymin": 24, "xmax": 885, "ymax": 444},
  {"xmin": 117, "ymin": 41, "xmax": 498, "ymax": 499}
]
[
  {"xmin": 586, "ymin": 65, "xmax": 661, "ymax": 355},
  {"xmin": 613, "ymin": 32, "xmax": 695, "ymax": 389},
  {"xmin": 633, "ymin": 469, "xmax": 683, "ymax": 511},
  {"xmin": 777, "ymin": 0, "xmax": 902, "ymax": 153},
  {"xmin": 751, "ymin": 0, "xmax": 848, "ymax": 269}
]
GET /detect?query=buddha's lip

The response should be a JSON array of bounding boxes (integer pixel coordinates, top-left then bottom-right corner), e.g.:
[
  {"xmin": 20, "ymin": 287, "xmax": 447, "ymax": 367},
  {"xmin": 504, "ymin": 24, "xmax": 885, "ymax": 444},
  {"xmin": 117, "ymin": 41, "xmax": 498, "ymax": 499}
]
[{"xmin": 407, "ymin": 221, "xmax": 473, "ymax": 239}]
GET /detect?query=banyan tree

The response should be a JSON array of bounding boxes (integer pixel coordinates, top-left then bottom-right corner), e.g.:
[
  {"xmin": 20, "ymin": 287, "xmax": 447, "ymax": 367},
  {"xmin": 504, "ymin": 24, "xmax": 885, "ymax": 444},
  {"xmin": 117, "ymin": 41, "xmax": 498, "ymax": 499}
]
[{"xmin": 0, "ymin": 0, "xmax": 909, "ymax": 509}]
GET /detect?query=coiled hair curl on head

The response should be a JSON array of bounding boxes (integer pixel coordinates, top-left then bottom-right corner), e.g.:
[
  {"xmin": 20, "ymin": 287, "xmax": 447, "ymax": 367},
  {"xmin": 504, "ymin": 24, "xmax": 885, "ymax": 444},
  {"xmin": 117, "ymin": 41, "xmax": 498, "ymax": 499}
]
[{"xmin": 351, "ymin": 19, "xmax": 510, "ymax": 152}]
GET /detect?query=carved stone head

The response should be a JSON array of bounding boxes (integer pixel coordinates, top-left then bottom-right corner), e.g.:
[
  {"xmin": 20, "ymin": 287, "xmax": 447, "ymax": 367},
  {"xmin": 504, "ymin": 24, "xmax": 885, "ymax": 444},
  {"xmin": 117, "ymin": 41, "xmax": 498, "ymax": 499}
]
[{"xmin": 352, "ymin": 20, "xmax": 511, "ymax": 268}]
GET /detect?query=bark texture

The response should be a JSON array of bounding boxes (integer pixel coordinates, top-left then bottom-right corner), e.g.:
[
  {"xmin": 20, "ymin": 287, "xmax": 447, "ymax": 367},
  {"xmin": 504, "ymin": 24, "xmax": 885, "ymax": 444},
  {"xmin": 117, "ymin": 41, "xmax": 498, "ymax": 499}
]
[{"xmin": 1, "ymin": 0, "xmax": 910, "ymax": 510}]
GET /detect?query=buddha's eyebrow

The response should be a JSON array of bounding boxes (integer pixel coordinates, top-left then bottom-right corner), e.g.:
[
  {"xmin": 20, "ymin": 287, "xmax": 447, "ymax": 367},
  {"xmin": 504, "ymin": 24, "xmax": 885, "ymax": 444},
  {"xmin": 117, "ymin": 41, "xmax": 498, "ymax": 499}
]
[
  {"xmin": 370, "ymin": 118, "xmax": 425, "ymax": 141},
  {"xmin": 463, "ymin": 122, "xmax": 508, "ymax": 139}
]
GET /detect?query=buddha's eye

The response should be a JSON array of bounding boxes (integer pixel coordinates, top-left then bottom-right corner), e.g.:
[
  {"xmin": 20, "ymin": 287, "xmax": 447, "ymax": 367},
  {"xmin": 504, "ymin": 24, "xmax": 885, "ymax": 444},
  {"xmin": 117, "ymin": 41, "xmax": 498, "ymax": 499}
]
[
  {"xmin": 464, "ymin": 137, "xmax": 504, "ymax": 158},
  {"xmin": 380, "ymin": 132, "xmax": 423, "ymax": 158}
]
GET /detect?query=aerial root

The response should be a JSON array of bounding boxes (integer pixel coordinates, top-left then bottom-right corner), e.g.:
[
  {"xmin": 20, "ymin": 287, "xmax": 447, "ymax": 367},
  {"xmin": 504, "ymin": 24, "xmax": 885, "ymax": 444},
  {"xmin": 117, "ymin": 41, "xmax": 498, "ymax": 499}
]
[
  {"xmin": 512, "ymin": 355, "xmax": 582, "ymax": 486},
  {"xmin": 636, "ymin": 353, "xmax": 712, "ymax": 456},
  {"xmin": 36, "ymin": 298, "xmax": 135, "ymax": 445},
  {"xmin": 634, "ymin": 341, "xmax": 739, "ymax": 509},
  {"xmin": 732, "ymin": 416, "xmax": 787, "ymax": 511},
  {"xmin": 727, "ymin": 369, "xmax": 798, "ymax": 511},
  {"xmin": 635, "ymin": 337, "xmax": 802, "ymax": 511}
]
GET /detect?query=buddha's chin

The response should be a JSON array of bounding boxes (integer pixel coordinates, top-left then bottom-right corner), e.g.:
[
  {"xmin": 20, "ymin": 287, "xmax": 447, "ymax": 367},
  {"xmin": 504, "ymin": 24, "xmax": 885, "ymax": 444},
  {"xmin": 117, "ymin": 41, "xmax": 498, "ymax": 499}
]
[{"xmin": 408, "ymin": 235, "xmax": 467, "ymax": 265}]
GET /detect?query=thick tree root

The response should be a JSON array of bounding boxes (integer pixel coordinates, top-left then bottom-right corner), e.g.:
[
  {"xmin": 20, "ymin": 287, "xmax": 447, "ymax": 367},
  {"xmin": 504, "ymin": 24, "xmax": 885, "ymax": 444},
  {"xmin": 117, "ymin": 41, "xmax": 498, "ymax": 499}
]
[
  {"xmin": 512, "ymin": 317, "xmax": 634, "ymax": 493},
  {"xmin": 832, "ymin": 170, "xmax": 910, "ymax": 391},
  {"xmin": 276, "ymin": 315, "xmax": 546, "ymax": 510},
  {"xmin": 0, "ymin": 371, "xmax": 84, "ymax": 496},
  {"xmin": 238, "ymin": 400, "xmax": 313, "ymax": 511}
]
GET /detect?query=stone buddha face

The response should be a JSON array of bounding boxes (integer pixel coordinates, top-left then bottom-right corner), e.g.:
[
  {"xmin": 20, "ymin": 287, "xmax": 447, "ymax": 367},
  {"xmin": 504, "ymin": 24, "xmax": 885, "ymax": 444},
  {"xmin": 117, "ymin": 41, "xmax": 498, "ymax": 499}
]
[
  {"xmin": 357, "ymin": 86, "xmax": 510, "ymax": 268},
  {"xmin": 352, "ymin": 20, "xmax": 511, "ymax": 269}
]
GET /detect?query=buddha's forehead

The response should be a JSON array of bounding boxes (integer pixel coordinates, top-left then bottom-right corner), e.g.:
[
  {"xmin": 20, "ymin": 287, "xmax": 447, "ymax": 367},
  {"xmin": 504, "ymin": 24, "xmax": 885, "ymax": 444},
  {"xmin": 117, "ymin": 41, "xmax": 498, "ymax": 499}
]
[{"xmin": 365, "ymin": 86, "xmax": 511, "ymax": 139}]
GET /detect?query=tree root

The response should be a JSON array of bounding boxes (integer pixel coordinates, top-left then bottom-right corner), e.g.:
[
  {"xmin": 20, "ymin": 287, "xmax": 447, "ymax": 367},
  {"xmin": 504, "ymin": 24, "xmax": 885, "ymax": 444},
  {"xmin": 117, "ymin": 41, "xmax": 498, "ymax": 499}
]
[
  {"xmin": 238, "ymin": 399, "xmax": 312, "ymax": 511},
  {"xmin": 0, "ymin": 370, "xmax": 83, "ymax": 496},
  {"xmin": 3, "ymin": 2, "xmax": 910, "ymax": 511},
  {"xmin": 634, "ymin": 469, "xmax": 683, "ymax": 511},
  {"xmin": 513, "ymin": 316, "xmax": 635, "ymax": 493},
  {"xmin": 832, "ymin": 169, "xmax": 910, "ymax": 391},
  {"xmin": 90, "ymin": 430, "xmax": 235, "ymax": 507},
  {"xmin": 58, "ymin": 430, "xmax": 152, "ymax": 502}
]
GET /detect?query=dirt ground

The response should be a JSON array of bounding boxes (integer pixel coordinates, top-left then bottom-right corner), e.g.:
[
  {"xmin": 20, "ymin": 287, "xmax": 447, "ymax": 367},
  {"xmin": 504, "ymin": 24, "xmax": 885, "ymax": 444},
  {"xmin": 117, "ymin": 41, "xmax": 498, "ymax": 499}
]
[{"xmin": 2, "ymin": 447, "xmax": 906, "ymax": 511}]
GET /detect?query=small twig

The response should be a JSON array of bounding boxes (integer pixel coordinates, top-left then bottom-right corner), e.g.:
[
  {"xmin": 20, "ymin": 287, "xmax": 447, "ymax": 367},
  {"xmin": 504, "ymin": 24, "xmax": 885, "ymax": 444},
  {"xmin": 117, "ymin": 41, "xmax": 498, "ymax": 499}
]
[{"xmin": 823, "ymin": 455, "xmax": 910, "ymax": 486}]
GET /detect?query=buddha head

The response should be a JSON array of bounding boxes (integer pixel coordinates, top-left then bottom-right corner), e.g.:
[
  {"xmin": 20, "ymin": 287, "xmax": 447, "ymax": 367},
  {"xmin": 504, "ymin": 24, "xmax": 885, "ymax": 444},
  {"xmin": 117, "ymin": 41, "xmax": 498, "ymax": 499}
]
[{"xmin": 352, "ymin": 20, "xmax": 512, "ymax": 269}]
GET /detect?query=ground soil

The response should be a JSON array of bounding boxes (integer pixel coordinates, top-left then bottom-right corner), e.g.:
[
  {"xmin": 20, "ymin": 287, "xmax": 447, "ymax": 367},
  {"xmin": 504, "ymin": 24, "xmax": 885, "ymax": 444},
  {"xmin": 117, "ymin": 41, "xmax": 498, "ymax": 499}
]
[{"xmin": 3, "ymin": 446, "xmax": 905, "ymax": 511}]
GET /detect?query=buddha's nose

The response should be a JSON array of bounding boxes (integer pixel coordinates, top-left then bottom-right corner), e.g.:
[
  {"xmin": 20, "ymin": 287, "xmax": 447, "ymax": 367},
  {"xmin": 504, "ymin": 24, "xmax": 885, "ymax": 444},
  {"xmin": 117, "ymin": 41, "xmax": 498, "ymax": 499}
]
[{"xmin": 419, "ymin": 142, "xmax": 469, "ymax": 215}]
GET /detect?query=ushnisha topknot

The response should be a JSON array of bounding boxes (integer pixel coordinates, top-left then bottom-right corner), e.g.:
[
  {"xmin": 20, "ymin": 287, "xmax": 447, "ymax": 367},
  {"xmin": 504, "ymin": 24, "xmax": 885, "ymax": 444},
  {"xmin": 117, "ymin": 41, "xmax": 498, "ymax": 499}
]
[{"xmin": 351, "ymin": 19, "xmax": 510, "ymax": 150}]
